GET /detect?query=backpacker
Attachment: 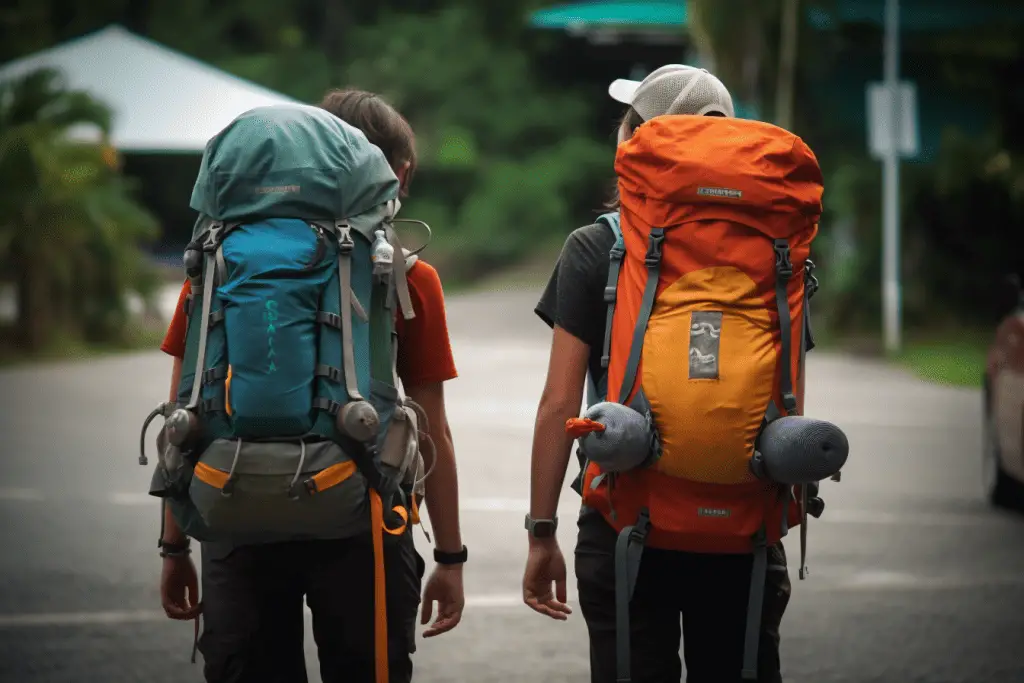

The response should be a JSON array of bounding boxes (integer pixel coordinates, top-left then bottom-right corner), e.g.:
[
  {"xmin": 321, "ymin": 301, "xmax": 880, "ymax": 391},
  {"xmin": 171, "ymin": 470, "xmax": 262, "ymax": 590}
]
[
  {"xmin": 138, "ymin": 103, "xmax": 430, "ymax": 683},
  {"xmin": 571, "ymin": 115, "xmax": 833, "ymax": 682}
]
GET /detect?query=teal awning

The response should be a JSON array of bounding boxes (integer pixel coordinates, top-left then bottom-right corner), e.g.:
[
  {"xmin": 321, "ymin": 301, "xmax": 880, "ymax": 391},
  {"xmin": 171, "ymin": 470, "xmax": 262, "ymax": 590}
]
[
  {"xmin": 807, "ymin": 0, "xmax": 1024, "ymax": 31},
  {"xmin": 529, "ymin": 1, "xmax": 687, "ymax": 29}
]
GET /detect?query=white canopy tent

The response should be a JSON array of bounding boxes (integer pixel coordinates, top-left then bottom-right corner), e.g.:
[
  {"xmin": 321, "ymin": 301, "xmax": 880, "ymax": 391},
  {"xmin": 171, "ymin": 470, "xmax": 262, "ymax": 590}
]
[{"xmin": 0, "ymin": 25, "xmax": 300, "ymax": 153}]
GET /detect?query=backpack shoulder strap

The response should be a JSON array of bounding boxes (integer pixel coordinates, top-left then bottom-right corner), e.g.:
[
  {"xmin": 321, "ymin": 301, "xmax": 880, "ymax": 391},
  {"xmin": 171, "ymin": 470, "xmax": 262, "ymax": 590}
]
[{"xmin": 596, "ymin": 211, "xmax": 625, "ymax": 380}]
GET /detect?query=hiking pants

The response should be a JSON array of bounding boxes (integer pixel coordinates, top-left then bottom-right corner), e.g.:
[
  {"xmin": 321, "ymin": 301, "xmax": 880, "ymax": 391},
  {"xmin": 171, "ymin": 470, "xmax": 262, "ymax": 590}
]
[
  {"xmin": 574, "ymin": 508, "xmax": 792, "ymax": 683},
  {"xmin": 198, "ymin": 529, "xmax": 425, "ymax": 683}
]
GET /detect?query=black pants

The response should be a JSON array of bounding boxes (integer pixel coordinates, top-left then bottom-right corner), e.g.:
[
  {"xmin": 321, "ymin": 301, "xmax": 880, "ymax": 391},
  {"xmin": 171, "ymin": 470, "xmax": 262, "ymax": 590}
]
[
  {"xmin": 574, "ymin": 510, "xmax": 792, "ymax": 683},
  {"xmin": 198, "ymin": 529, "xmax": 425, "ymax": 683}
]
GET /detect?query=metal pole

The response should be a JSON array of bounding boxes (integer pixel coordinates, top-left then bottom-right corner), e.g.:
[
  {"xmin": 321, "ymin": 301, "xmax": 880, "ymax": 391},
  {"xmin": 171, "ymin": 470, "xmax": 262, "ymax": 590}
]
[{"xmin": 882, "ymin": 0, "xmax": 901, "ymax": 353}]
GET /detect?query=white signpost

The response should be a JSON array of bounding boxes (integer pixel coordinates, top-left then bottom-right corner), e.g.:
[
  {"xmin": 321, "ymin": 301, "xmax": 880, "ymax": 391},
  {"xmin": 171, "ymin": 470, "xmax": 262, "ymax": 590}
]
[{"xmin": 865, "ymin": 0, "xmax": 919, "ymax": 354}]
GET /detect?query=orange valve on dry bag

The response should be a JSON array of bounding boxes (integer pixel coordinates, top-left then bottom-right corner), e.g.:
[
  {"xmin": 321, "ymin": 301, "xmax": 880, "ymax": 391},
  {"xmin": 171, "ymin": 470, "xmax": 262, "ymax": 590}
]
[{"xmin": 568, "ymin": 401, "xmax": 658, "ymax": 474}]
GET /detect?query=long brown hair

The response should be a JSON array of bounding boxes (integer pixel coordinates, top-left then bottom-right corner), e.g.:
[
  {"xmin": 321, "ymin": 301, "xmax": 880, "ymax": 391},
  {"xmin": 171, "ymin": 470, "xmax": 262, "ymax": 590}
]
[
  {"xmin": 319, "ymin": 89, "xmax": 418, "ymax": 197},
  {"xmin": 604, "ymin": 106, "xmax": 645, "ymax": 210}
]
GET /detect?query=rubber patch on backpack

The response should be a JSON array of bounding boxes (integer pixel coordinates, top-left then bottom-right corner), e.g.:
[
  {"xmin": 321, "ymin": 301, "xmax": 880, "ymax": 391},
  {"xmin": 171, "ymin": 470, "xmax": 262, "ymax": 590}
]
[{"xmin": 689, "ymin": 311, "xmax": 722, "ymax": 380}]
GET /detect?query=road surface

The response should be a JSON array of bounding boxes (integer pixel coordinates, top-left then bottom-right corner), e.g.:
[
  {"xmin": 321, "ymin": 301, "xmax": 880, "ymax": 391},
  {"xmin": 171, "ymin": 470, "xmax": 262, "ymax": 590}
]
[{"xmin": 0, "ymin": 286, "xmax": 1021, "ymax": 683}]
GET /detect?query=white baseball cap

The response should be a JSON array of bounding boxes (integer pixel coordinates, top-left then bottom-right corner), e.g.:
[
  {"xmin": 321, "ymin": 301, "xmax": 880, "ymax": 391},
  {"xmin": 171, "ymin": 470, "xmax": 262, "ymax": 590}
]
[{"xmin": 609, "ymin": 64, "xmax": 735, "ymax": 120}]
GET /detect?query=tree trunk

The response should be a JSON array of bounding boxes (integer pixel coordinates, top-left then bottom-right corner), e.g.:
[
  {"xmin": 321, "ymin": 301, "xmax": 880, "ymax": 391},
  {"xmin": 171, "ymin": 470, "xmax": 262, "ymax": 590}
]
[
  {"xmin": 775, "ymin": 0, "xmax": 800, "ymax": 130},
  {"xmin": 323, "ymin": 0, "xmax": 350, "ymax": 66},
  {"xmin": 16, "ymin": 258, "xmax": 51, "ymax": 351}
]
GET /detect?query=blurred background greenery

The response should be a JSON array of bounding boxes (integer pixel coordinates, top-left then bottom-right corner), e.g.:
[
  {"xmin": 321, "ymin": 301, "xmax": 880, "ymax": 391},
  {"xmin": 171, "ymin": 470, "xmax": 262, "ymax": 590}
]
[{"xmin": 0, "ymin": 0, "xmax": 1022, "ymax": 382}]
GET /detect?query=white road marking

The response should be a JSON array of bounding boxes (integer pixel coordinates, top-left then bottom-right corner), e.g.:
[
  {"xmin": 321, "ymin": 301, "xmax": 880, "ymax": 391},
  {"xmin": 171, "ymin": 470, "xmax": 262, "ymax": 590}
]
[
  {"xmin": 0, "ymin": 610, "xmax": 167, "ymax": 627},
  {"xmin": 827, "ymin": 571, "xmax": 1024, "ymax": 592},
  {"xmin": 817, "ymin": 509, "xmax": 1004, "ymax": 527},
  {"xmin": 5, "ymin": 491, "xmax": 1017, "ymax": 530},
  {"xmin": 109, "ymin": 492, "xmax": 154, "ymax": 506},
  {"xmin": 0, "ymin": 594, "xmax": 537, "ymax": 628},
  {"xmin": 4, "ymin": 570, "xmax": 1022, "ymax": 630},
  {"xmin": 0, "ymin": 488, "xmax": 44, "ymax": 502}
]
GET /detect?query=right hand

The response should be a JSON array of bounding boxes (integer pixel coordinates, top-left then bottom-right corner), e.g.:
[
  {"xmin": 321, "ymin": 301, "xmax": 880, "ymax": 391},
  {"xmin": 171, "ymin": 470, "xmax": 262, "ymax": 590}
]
[
  {"xmin": 522, "ymin": 538, "xmax": 572, "ymax": 620},
  {"xmin": 160, "ymin": 554, "xmax": 202, "ymax": 620}
]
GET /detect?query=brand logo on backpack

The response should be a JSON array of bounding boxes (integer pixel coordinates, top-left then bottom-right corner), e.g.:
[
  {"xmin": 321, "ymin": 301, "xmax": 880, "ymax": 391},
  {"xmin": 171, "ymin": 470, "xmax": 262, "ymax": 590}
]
[
  {"xmin": 255, "ymin": 185, "xmax": 300, "ymax": 195},
  {"xmin": 697, "ymin": 186, "xmax": 743, "ymax": 200},
  {"xmin": 697, "ymin": 507, "xmax": 731, "ymax": 518},
  {"xmin": 689, "ymin": 311, "xmax": 722, "ymax": 380},
  {"xmin": 264, "ymin": 300, "xmax": 279, "ymax": 373}
]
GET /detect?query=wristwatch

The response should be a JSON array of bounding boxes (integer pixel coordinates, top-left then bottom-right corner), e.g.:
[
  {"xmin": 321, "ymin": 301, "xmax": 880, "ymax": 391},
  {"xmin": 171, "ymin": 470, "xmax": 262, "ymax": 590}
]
[
  {"xmin": 434, "ymin": 546, "xmax": 468, "ymax": 565},
  {"xmin": 525, "ymin": 514, "xmax": 558, "ymax": 539},
  {"xmin": 158, "ymin": 538, "xmax": 191, "ymax": 558}
]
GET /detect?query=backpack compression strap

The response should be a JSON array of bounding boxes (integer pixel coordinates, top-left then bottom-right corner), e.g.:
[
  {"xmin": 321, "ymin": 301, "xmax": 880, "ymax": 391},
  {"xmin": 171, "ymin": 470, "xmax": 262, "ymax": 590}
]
[
  {"xmin": 186, "ymin": 222, "xmax": 228, "ymax": 411},
  {"xmin": 599, "ymin": 213, "xmax": 624, "ymax": 372},
  {"xmin": 741, "ymin": 240, "xmax": 801, "ymax": 680},
  {"xmin": 618, "ymin": 229, "xmax": 665, "ymax": 405},
  {"xmin": 613, "ymin": 508, "xmax": 650, "ymax": 683},
  {"xmin": 331, "ymin": 221, "xmax": 367, "ymax": 402},
  {"xmin": 576, "ymin": 213, "xmax": 623, "ymax": 493},
  {"xmin": 772, "ymin": 239, "xmax": 797, "ymax": 416},
  {"xmin": 385, "ymin": 222, "xmax": 415, "ymax": 322}
]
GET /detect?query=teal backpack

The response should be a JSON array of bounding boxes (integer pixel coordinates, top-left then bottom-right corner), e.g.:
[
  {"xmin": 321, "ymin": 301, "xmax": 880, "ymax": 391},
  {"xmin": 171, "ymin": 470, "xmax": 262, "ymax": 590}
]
[{"xmin": 140, "ymin": 104, "xmax": 430, "ymax": 546}]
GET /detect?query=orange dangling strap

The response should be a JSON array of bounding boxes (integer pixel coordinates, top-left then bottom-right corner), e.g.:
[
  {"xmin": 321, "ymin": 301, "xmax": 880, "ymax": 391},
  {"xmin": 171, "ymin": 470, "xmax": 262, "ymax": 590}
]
[
  {"xmin": 369, "ymin": 490, "xmax": 389, "ymax": 683},
  {"xmin": 224, "ymin": 365, "xmax": 233, "ymax": 416},
  {"xmin": 410, "ymin": 494, "xmax": 421, "ymax": 525},
  {"xmin": 385, "ymin": 505, "xmax": 409, "ymax": 536}
]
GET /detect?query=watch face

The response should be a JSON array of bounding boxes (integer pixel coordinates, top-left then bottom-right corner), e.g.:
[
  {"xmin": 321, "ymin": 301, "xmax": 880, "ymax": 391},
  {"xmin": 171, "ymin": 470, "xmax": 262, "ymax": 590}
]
[{"xmin": 532, "ymin": 521, "xmax": 556, "ymax": 538}]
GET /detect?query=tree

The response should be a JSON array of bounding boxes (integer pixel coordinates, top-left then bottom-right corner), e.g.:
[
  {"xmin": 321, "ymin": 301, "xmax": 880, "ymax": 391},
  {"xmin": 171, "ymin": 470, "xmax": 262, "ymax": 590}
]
[
  {"xmin": 0, "ymin": 67, "xmax": 159, "ymax": 350},
  {"xmin": 687, "ymin": 0, "xmax": 782, "ymax": 120}
]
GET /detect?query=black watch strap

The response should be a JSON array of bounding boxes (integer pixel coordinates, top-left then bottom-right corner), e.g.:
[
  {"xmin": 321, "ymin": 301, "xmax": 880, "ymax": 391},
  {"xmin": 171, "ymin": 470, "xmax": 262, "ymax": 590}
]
[
  {"xmin": 433, "ymin": 546, "xmax": 468, "ymax": 565},
  {"xmin": 159, "ymin": 538, "xmax": 192, "ymax": 558}
]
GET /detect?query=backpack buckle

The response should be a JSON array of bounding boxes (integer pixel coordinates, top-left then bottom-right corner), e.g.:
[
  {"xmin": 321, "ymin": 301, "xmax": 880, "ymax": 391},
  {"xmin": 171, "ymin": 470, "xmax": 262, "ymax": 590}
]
[
  {"xmin": 773, "ymin": 240, "xmax": 793, "ymax": 278},
  {"xmin": 336, "ymin": 222, "xmax": 354, "ymax": 254},
  {"xmin": 629, "ymin": 508, "xmax": 651, "ymax": 543},
  {"xmin": 644, "ymin": 232, "xmax": 665, "ymax": 268}
]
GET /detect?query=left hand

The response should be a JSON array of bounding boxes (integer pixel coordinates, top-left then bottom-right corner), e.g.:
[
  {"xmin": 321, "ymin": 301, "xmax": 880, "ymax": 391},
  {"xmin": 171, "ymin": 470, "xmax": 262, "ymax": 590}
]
[{"xmin": 420, "ymin": 564, "xmax": 465, "ymax": 637}]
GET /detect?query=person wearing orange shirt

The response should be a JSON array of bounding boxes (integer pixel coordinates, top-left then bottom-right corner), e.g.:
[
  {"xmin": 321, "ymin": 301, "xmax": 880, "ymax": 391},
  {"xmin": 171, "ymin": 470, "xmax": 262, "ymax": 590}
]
[{"xmin": 157, "ymin": 89, "xmax": 466, "ymax": 683}]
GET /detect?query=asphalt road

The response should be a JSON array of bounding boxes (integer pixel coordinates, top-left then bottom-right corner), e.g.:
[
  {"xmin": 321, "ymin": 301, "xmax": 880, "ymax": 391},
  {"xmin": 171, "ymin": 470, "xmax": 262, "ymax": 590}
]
[{"xmin": 1, "ymin": 285, "xmax": 1022, "ymax": 683}]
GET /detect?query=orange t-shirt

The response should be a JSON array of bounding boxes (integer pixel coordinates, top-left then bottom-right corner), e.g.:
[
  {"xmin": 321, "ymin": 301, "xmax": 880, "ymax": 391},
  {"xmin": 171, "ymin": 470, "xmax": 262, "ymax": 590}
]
[{"xmin": 161, "ymin": 260, "xmax": 458, "ymax": 388}]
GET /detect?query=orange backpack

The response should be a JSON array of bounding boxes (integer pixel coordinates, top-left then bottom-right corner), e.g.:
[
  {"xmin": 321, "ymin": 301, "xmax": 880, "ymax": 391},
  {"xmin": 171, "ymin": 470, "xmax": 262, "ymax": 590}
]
[{"xmin": 578, "ymin": 115, "xmax": 825, "ymax": 682}]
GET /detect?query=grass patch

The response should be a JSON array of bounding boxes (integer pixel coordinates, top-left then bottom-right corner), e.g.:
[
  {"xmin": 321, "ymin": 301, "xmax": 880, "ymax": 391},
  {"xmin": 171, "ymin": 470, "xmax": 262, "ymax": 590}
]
[
  {"xmin": 894, "ymin": 337, "xmax": 988, "ymax": 388},
  {"xmin": 811, "ymin": 323, "xmax": 990, "ymax": 388}
]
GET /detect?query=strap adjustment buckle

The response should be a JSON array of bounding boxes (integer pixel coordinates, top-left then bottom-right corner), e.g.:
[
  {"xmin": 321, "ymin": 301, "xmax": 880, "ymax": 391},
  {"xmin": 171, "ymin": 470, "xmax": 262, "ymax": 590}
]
[
  {"xmin": 773, "ymin": 240, "xmax": 793, "ymax": 278},
  {"xmin": 603, "ymin": 285, "xmax": 617, "ymax": 303},
  {"xmin": 201, "ymin": 222, "xmax": 225, "ymax": 252},
  {"xmin": 629, "ymin": 508, "xmax": 651, "ymax": 544},
  {"xmin": 336, "ymin": 222, "xmax": 354, "ymax": 254},
  {"xmin": 781, "ymin": 391, "xmax": 798, "ymax": 414},
  {"xmin": 644, "ymin": 232, "xmax": 665, "ymax": 269}
]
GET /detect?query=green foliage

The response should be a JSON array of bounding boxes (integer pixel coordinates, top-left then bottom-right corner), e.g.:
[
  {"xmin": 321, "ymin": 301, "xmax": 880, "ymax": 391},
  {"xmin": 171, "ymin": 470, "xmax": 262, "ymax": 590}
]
[
  {"xmin": 334, "ymin": 5, "xmax": 610, "ymax": 277},
  {"xmin": 0, "ymin": 67, "xmax": 160, "ymax": 351},
  {"xmin": 896, "ymin": 333, "xmax": 990, "ymax": 388},
  {"xmin": 4, "ymin": 0, "xmax": 1020, "ymax": 345}
]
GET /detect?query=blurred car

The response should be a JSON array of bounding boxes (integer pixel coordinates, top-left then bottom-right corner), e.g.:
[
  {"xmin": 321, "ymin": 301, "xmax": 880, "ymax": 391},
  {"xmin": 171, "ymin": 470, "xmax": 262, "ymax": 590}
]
[{"xmin": 983, "ymin": 276, "xmax": 1024, "ymax": 508}]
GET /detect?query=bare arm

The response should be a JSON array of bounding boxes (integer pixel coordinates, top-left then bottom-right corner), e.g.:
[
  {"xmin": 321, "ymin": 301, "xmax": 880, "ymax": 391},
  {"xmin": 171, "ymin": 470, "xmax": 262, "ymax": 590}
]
[
  {"xmin": 529, "ymin": 326, "xmax": 590, "ymax": 533},
  {"xmin": 162, "ymin": 356, "xmax": 187, "ymax": 545},
  {"xmin": 406, "ymin": 381, "xmax": 462, "ymax": 553}
]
